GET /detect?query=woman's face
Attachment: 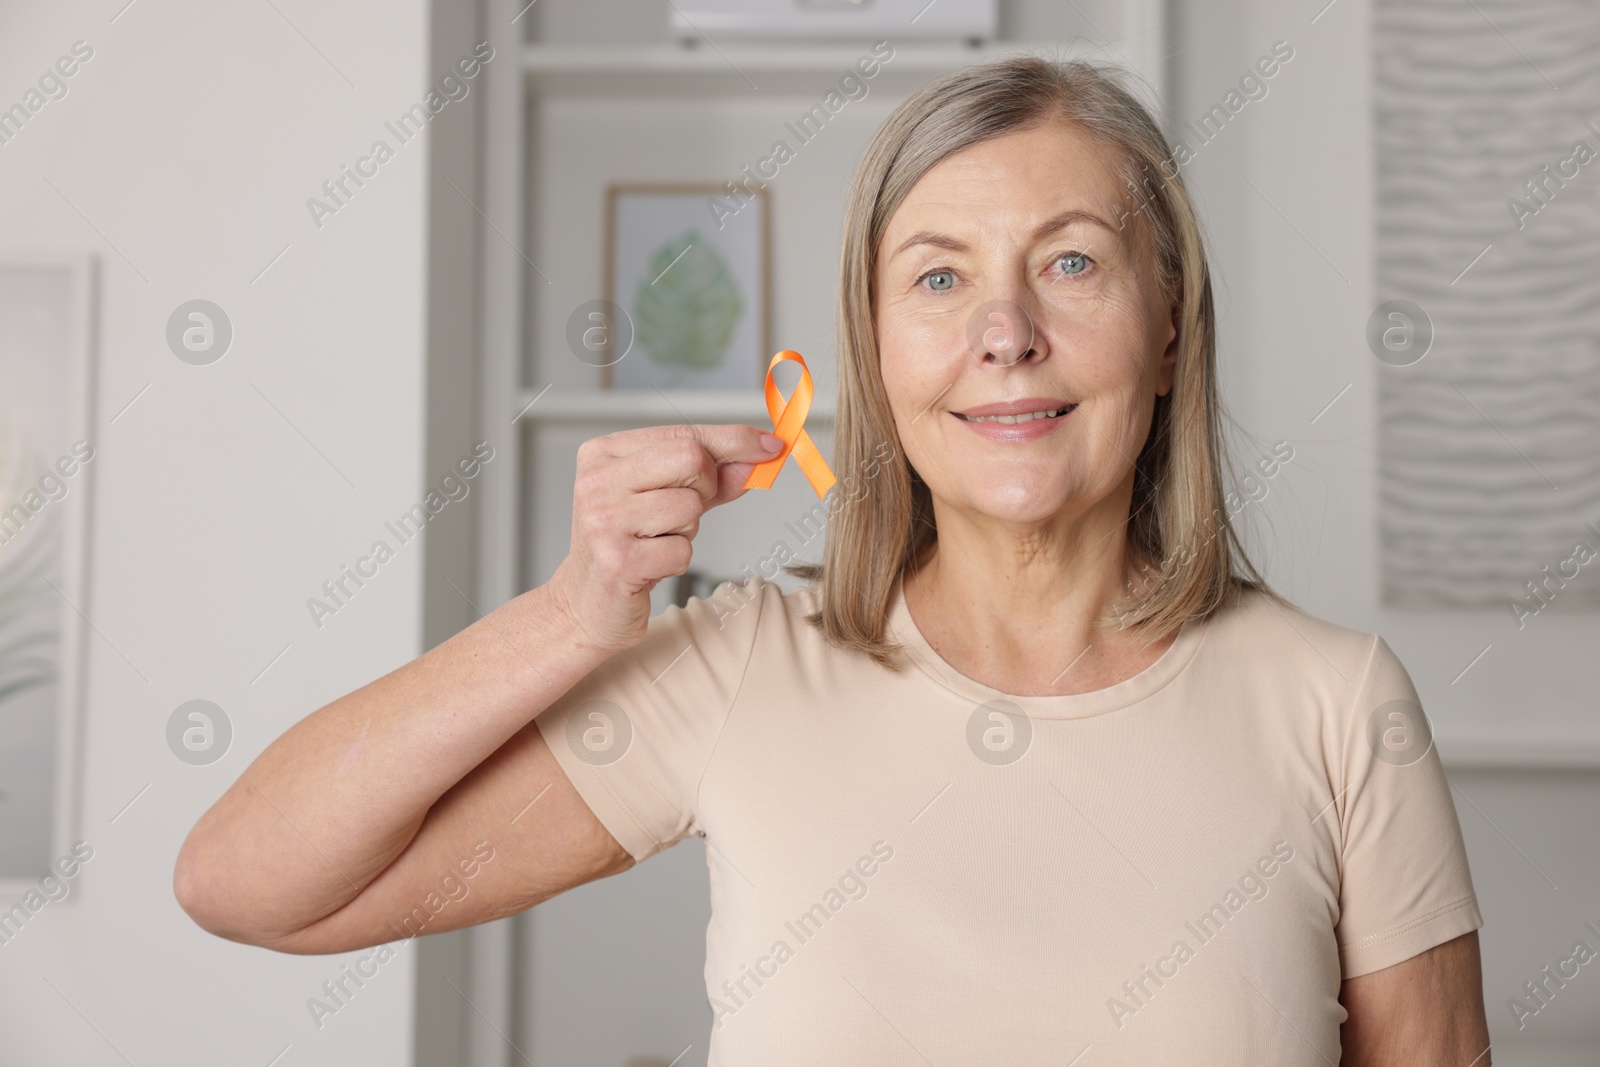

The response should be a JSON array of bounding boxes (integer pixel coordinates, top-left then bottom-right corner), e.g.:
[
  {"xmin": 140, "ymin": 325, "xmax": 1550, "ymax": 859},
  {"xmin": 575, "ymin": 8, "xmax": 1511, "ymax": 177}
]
[{"xmin": 873, "ymin": 120, "xmax": 1178, "ymax": 531}]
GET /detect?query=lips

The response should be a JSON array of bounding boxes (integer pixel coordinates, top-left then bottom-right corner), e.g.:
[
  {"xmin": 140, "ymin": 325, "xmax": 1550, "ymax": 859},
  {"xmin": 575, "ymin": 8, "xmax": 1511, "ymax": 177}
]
[{"xmin": 952, "ymin": 398, "xmax": 1077, "ymax": 424}]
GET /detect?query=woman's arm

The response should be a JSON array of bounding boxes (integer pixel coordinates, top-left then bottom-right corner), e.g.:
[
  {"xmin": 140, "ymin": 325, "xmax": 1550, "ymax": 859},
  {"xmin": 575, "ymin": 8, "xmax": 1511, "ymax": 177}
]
[
  {"xmin": 173, "ymin": 422, "xmax": 782, "ymax": 949},
  {"xmin": 172, "ymin": 580, "xmax": 625, "ymax": 948},
  {"xmin": 1339, "ymin": 930, "xmax": 1491, "ymax": 1066}
]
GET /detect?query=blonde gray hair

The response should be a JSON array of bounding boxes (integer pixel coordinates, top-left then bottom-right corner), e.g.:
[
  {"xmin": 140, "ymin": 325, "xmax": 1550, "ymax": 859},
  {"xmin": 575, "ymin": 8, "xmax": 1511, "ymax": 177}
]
[{"xmin": 785, "ymin": 53, "xmax": 1290, "ymax": 668}]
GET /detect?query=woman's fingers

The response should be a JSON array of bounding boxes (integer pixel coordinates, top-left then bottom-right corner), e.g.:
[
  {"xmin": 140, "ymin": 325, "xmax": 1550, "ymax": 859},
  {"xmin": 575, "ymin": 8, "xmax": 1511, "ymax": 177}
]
[{"xmin": 550, "ymin": 423, "xmax": 782, "ymax": 654}]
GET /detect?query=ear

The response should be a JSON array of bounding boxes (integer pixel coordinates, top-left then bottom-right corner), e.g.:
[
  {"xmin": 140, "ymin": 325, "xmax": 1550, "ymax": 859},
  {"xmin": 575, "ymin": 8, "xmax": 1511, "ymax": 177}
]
[{"xmin": 1155, "ymin": 295, "xmax": 1180, "ymax": 398}]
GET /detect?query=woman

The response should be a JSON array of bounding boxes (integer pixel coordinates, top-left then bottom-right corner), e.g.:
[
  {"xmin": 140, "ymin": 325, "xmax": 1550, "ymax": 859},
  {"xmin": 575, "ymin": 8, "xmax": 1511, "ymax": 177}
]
[{"xmin": 175, "ymin": 56, "xmax": 1489, "ymax": 1063}]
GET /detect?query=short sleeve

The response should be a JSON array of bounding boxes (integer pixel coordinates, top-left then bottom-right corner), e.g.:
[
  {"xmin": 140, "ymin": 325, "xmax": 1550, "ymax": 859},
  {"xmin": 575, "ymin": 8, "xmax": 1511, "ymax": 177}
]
[
  {"xmin": 533, "ymin": 576, "xmax": 769, "ymax": 863},
  {"xmin": 1332, "ymin": 634, "xmax": 1484, "ymax": 978}
]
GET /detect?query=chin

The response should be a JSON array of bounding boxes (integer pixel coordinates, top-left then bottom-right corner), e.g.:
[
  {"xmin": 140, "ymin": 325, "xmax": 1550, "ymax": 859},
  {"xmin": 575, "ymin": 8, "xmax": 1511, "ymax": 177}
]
[{"xmin": 963, "ymin": 484, "xmax": 1064, "ymax": 524}]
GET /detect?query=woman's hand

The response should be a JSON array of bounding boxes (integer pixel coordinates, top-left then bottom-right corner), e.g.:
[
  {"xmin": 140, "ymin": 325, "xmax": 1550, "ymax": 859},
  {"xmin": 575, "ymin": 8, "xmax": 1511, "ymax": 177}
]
[{"xmin": 545, "ymin": 423, "xmax": 783, "ymax": 655}]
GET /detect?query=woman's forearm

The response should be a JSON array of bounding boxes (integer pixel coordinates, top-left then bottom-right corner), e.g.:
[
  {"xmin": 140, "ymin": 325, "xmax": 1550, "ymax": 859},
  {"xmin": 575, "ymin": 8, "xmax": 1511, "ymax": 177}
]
[{"xmin": 173, "ymin": 580, "xmax": 617, "ymax": 944}]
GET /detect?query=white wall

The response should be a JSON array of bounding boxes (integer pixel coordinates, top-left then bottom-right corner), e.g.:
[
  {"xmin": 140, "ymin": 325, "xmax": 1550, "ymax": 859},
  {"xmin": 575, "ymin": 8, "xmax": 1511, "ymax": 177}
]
[
  {"xmin": 0, "ymin": 1, "xmax": 431, "ymax": 1063},
  {"xmin": 3, "ymin": 0, "xmax": 1587, "ymax": 1063}
]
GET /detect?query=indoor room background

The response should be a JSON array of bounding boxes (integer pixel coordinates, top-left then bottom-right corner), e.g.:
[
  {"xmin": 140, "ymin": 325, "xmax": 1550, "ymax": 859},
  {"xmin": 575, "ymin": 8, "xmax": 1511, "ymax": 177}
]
[{"xmin": 0, "ymin": 0, "xmax": 1595, "ymax": 1063}]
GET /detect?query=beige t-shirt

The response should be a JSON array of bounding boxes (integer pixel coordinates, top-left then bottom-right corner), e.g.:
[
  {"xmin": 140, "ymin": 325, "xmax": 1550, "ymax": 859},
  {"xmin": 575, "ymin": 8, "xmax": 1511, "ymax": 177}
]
[{"xmin": 535, "ymin": 573, "xmax": 1483, "ymax": 1065}]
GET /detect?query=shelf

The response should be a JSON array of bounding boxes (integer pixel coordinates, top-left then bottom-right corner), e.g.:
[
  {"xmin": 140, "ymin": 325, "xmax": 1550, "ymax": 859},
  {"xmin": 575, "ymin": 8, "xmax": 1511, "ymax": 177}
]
[
  {"xmin": 513, "ymin": 386, "xmax": 836, "ymax": 425},
  {"xmin": 1437, "ymin": 734, "xmax": 1600, "ymax": 770},
  {"xmin": 521, "ymin": 38, "xmax": 1132, "ymax": 97}
]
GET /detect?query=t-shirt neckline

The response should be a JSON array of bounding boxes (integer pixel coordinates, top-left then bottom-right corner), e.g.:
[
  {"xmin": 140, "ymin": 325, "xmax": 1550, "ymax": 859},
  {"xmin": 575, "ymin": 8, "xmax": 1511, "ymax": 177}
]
[{"xmin": 885, "ymin": 569, "xmax": 1212, "ymax": 719}]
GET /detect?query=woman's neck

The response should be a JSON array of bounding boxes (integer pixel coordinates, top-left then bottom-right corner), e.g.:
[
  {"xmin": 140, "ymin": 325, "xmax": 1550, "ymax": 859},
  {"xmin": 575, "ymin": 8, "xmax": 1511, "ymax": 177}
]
[{"xmin": 902, "ymin": 537, "xmax": 1165, "ymax": 697}]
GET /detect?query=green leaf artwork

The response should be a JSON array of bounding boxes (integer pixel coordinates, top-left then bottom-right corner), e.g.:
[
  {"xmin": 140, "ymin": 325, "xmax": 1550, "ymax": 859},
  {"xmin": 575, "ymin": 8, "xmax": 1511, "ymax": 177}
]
[{"xmin": 632, "ymin": 230, "xmax": 744, "ymax": 372}]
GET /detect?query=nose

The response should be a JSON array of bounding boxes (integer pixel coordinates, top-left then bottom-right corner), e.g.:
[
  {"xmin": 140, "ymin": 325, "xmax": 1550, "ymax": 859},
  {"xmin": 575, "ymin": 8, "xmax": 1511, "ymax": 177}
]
[{"xmin": 968, "ymin": 296, "xmax": 1048, "ymax": 367}]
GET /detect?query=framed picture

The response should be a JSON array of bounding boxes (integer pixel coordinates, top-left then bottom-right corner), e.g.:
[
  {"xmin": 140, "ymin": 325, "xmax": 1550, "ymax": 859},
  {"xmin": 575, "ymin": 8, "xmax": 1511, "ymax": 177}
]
[
  {"xmin": 0, "ymin": 254, "xmax": 97, "ymax": 887},
  {"xmin": 602, "ymin": 182, "xmax": 770, "ymax": 390}
]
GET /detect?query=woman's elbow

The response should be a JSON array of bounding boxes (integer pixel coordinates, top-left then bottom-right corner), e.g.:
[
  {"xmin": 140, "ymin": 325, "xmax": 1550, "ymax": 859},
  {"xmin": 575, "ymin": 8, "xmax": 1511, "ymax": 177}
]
[
  {"xmin": 173, "ymin": 831, "xmax": 277, "ymax": 948},
  {"xmin": 173, "ymin": 834, "xmax": 233, "ymax": 939}
]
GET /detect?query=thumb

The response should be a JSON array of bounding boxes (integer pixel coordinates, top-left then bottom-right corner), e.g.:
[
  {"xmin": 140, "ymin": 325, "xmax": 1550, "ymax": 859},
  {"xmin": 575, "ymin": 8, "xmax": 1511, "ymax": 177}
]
[{"xmin": 707, "ymin": 456, "xmax": 765, "ymax": 509}]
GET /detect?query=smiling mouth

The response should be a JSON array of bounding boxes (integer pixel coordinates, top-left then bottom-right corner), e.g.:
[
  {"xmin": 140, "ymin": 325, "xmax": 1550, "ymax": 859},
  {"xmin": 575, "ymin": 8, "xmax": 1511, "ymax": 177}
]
[{"xmin": 952, "ymin": 404, "xmax": 1077, "ymax": 424}]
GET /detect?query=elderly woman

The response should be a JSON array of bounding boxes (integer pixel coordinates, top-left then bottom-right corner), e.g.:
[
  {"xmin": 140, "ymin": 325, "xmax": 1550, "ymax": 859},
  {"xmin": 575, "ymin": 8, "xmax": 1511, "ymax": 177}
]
[{"xmin": 175, "ymin": 56, "xmax": 1489, "ymax": 1064}]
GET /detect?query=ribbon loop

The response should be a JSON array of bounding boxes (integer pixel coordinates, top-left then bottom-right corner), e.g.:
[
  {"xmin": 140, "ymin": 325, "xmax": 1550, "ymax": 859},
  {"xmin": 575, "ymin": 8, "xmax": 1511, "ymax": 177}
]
[{"xmin": 743, "ymin": 349, "xmax": 837, "ymax": 498}]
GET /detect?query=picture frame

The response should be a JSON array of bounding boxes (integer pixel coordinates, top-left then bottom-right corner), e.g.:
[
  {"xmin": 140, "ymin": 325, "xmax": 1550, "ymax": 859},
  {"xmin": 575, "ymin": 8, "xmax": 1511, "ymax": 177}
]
[
  {"xmin": 601, "ymin": 182, "xmax": 770, "ymax": 391},
  {"xmin": 0, "ymin": 253, "xmax": 97, "ymax": 888}
]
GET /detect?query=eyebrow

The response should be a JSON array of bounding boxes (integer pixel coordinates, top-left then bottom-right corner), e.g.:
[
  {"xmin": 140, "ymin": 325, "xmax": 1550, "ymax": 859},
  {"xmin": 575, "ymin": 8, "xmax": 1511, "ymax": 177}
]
[{"xmin": 890, "ymin": 208, "xmax": 1118, "ymax": 261}]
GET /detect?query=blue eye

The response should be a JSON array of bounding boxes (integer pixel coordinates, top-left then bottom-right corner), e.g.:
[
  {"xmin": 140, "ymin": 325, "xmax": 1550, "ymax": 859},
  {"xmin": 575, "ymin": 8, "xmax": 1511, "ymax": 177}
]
[
  {"xmin": 920, "ymin": 268, "xmax": 955, "ymax": 291},
  {"xmin": 1056, "ymin": 251, "xmax": 1091, "ymax": 276}
]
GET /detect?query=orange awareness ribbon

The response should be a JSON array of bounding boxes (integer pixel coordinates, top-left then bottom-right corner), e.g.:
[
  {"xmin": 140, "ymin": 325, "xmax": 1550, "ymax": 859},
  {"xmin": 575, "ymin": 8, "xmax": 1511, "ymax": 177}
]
[{"xmin": 742, "ymin": 349, "xmax": 837, "ymax": 499}]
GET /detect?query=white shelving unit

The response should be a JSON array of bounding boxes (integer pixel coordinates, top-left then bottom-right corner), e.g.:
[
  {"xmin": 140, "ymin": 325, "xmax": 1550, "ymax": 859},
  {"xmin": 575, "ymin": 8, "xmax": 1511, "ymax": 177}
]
[
  {"xmin": 512, "ymin": 385, "xmax": 833, "ymax": 425},
  {"xmin": 519, "ymin": 37, "xmax": 1165, "ymax": 98},
  {"xmin": 503, "ymin": 32, "xmax": 1163, "ymax": 439},
  {"xmin": 502, "ymin": 34, "xmax": 1166, "ymax": 604},
  {"xmin": 472, "ymin": 5, "xmax": 1170, "ymax": 1064}
]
